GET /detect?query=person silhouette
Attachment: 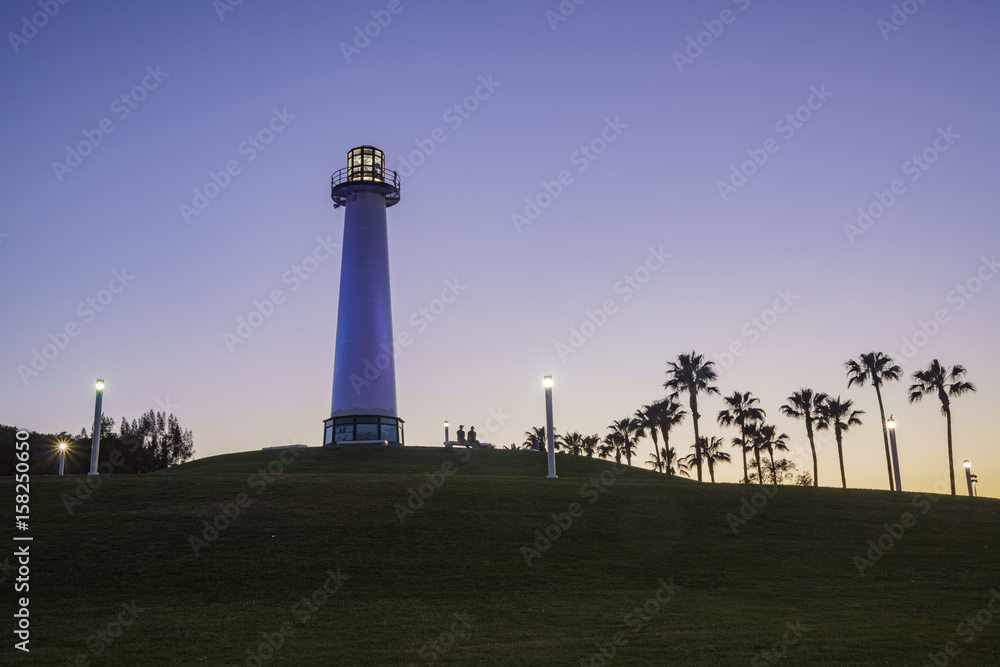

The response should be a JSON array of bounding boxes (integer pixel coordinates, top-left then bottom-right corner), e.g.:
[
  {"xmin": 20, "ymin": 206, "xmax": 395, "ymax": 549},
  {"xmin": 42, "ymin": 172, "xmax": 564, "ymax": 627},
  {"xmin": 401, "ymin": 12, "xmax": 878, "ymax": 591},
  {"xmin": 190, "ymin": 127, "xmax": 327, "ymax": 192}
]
[
  {"xmin": 468, "ymin": 426, "xmax": 478, "ymax": 445},
  {"xmin": 456, "ymin": 425, "xmax": 466, "ymax": 444}
]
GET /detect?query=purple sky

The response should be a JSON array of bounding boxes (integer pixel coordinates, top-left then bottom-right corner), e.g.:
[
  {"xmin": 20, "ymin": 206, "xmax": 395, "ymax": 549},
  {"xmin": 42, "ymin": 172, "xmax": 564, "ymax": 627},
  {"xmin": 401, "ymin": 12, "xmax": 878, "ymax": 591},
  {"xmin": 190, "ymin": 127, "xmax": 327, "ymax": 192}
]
[{"xmin": 3, "ymin": 0, "xmax": 998, "ymax": 496}]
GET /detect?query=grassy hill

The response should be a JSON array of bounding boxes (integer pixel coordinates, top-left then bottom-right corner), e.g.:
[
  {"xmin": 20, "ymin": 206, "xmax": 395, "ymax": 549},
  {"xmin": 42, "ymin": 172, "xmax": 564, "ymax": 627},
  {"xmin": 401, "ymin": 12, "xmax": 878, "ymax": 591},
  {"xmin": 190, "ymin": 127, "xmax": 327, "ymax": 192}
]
[{"xmin": 8, "ymin": 445, "xmax": 1000, "ymax": 665}]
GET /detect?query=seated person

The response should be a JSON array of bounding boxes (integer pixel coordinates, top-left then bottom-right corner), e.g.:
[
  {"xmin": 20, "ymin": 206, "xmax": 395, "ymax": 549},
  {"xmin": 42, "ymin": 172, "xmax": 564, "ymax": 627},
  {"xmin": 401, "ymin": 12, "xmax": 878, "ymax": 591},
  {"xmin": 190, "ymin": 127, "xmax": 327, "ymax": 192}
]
[
  {"xmin": 456, "ymin": 425, "xmax": 466, "ymax": 444},
  {"xmin": 468, "ymin": 426, "xmax": 478, "ymax": 446}
]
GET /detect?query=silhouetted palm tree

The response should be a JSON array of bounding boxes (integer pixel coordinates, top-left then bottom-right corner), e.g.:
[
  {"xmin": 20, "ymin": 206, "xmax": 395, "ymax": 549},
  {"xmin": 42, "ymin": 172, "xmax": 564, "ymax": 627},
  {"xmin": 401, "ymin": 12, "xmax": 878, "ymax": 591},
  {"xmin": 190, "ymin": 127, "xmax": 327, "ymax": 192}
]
[
  {"xmin": 557, "ymin": 432, "xmax": 584, "ymax": 456},
  {"xmin": 742, "ymin": 422, "xmax": 765, "ymax": 481},
  {"xmin": 582, "ymin": 434, "xmax": 599, "ymax": 458},
  {"xmin": 780, "ymin": 388, "xmax": 828, "ymax": 487},
  {"xmin": 636, "ymin": 403, "xmax": 663, "ymax": 472},
  {"xmin": 599, "ymin": 432, "xmax": 621, "ymax": 462},
  {"xmin": 664, "ymin": 351, "xmax": 719, "ymax": 482},
  {"xmin": 717, "ymin": 391, "xmax": 765, "ymax": 484},
  {"xmin": 608, "ymin": 417, "xmax": 643, "ymax": 466},
  {"xmin": 655, "ymin": 397, "xmax": 686, "ymax": 476},
  {"xmin": 816, "ymin": 396, "xmax": 863, "ymax": 488},
  {"xmin": 523, "ymin": 426, "xmax": 546, "ymax": 452},
  {"xmin": 845, "ymin": 352, "xmax": 902, "ymax": 490},
  {"xmin": 753, "ymin": 424, "xmax": 789, "ymax": 484},
  {"xmin": 908, "ymin": 360, "xmax": 976, "ymax": 495}
]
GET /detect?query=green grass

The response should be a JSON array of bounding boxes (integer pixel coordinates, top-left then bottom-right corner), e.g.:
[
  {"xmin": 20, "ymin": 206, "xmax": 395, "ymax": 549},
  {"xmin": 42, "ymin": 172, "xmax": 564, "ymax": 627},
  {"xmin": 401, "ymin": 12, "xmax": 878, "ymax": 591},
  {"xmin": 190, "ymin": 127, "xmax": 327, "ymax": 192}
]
[{"xmin": 8, "ymin": 446, "xmax": 1000, "ymax": 665}]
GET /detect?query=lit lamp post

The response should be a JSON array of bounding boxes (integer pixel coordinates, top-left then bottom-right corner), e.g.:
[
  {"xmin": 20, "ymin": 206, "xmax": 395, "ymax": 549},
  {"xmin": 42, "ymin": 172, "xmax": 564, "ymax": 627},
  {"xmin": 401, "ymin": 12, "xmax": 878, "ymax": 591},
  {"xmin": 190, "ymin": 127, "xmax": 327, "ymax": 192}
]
[
  {"xmin": 444, "ymin": 421, "xmax": 450, "ymax": 443},
  {"xmin": 89, "ymin": 379, "xmax": 105, "ymax": 475},
  {"xmin": 543, "ymin": 376, "xmax": 556, "ymax": 479},
  {"xmin": 57, "ymin": 442, "xmax": 67, "ymax": 476},
  {"xmin": 886, "ymin": 416, "xmax": 902, "ymax": 492},
  {"xmin": 963, "ymin": 460, "xmax": 975, "ymax": 497}
]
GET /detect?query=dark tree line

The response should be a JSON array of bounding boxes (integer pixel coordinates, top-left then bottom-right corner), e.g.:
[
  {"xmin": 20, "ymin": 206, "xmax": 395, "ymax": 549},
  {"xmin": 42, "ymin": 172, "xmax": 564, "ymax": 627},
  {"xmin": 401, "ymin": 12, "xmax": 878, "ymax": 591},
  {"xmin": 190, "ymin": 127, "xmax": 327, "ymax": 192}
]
[{"xmin": 1, "ymin": 410, "xmax": 194, "ymax": 476}]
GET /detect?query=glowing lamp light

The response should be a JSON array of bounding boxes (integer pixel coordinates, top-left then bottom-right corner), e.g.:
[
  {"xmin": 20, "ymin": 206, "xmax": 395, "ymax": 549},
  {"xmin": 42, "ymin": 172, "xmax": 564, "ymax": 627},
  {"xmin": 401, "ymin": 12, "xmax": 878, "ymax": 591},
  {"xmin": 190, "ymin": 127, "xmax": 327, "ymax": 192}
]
[
  {"xmin": 58, "ymin": 442, "xmax": 67, "ymax": 450},
  {"xmin": 95, "ymin": 379, "xmax": 105, "ymax": 390},
  {"xmin": 543, "ymin": 376, "xmax": 553, "ymax": 388},
  {"xmin": 886, "ymin": 418, "xmax": 895, "ymax": 430},
  {"xmin": 444, "ymin": 421, "xmax": 449, "ymax": 427},
  {"xmin": 964, "ymin": 460, "xmax": 971, "ymax": 469}
]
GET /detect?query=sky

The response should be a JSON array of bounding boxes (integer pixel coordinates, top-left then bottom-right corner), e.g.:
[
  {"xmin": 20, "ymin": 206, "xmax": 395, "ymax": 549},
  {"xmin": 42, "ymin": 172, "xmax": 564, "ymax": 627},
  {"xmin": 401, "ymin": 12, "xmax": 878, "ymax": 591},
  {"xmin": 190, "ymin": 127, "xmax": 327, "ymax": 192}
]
[{"xmin": 2, "ymin": 0, "xmax": 998, "ymax": 497}]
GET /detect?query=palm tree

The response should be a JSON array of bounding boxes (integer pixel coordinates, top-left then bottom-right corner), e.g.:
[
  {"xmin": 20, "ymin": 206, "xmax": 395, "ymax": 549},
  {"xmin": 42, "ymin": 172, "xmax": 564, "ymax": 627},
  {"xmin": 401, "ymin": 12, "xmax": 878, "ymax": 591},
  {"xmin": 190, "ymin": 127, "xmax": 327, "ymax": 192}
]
[
  {"xmin": 599, "ymin": 432, "xmax": 622, "ymax": 463},
  {"xmin": 717, "ymin": 391, "xmax": 765, "ymax": 484},
  {"xmin": 556, "ymin": 432, "xmax": 585, "ymax": 455},
  {"xmin": 678, "ymin": 436, "xmax": 731, "ymax": 482},
  {"xmin": 845, "ymin": 352, "xmax": 902, "ymax": 490},
  {"xmin": 608, "ymin": 417, "xmax": 643, "ymax": 466},
  {"xmin": 700, "ymin": 436, "xmax": 731, "ymax": 482},
  {"xmin": 742, "ymin": 422, "xmax": 765, "ymax": 481},
  {"xmin": 655, "ymin": 397, "xmax": 686, "ymax": 476},
  {"xmin": 908, "ymin": 360, "xmax": 976, "ymax": 495},
  {"xmin": 523, "ymin": 426, "xmax": 546, "ymax": 452},
  {"xmin": 582, "ymin": 434, "xmax": 600, "ymax": 458},
  {"xmin": 752, "ymin": 424, "xmax": 789, "ymax": 484},
  {"xmin": 816, "ymin": 396, "xmax": 863, "ymax": 488},
  {"xmin": 664, "ymin": 351, "xmax": 720, "ymax": 482},
  {"xmin": 636, "ymin": 403, "xmax": 663, "ymax": 472},
  {"xmin": 779, "ymin": 389, "xmax": 828, "ymax": 487}
]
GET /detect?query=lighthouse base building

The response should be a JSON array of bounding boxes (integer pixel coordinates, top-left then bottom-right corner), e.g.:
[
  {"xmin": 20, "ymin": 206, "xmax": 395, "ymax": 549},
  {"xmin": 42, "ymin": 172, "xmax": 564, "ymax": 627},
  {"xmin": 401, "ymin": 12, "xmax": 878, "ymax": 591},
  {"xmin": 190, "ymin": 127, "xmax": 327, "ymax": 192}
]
[{"xmin": 322, "ymin": 146, "xmax": 404, "ymax": 446}]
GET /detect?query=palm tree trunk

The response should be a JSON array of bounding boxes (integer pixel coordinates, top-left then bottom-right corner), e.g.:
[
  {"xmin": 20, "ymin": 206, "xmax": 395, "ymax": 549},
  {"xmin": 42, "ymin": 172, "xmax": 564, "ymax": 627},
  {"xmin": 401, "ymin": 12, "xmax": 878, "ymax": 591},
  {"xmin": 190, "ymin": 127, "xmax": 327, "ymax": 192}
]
[
  {"xmin": 806, "ymin": 418, "xmax": 818, "ymax": 487},
  {"xmin": 708, "ymin": 459, "xmax": 715, "ymax": 483},
  {"xmin": 754, "ymin": 445, "xmax": 762, "ymax": 482},
  {"xmin": 650, "ymin": 429, "xmax": 661, "ymax": 472},
  {"xmin": 739, "ymin": 424, "xmax": 749, "ymax": 483},
  {"xmin": 945, "ymin": 405, "xmax": 955, "ymax": 495},
  {"xmin": 664, "ymin": 431, "xmax": 673, "ymax": 476},
  {"xmin": 767, "ymin": 445, "xmax": 777, "ymax": 484},
  {"xmin": 836, "ymin": 426, "xmax": 846, "ymax": 488},
  {"xmin": 874, "ymin": 384, "xmax": 895, "ymax": 491},
  {"xmin": 690, "ymin": 395, "xmax": 702, "ymax": 482}
]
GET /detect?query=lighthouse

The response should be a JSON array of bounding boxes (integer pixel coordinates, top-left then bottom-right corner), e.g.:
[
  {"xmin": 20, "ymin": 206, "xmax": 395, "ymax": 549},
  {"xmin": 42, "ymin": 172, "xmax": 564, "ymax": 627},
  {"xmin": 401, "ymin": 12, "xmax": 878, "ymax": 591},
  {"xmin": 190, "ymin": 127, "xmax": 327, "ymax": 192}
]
[{"xmin": 323, "ymin": 146, "xmax": 404, "ymax": 446}]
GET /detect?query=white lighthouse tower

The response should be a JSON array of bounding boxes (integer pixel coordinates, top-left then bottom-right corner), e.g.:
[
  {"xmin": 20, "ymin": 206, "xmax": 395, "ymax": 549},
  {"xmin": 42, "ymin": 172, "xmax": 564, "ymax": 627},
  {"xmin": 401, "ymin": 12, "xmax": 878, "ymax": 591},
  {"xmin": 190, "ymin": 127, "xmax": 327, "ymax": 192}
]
[{"xmin": 323, "ymin": 146, "xmax": 404, "ymax": 446}]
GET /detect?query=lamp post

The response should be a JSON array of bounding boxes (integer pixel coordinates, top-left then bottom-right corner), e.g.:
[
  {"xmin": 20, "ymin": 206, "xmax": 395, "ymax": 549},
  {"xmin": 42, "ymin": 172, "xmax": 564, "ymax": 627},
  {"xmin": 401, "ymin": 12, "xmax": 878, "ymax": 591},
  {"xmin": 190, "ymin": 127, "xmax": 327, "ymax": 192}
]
[
  {"xmin": 543, "ymin": 376, "xmax": 556, "ymax": 479},
  {"xmin": 886, "ymin": 416, "xmax": 901, "ymax": 492},
  {"xmin": 57, "ymin": 442, "xmax": 67, "ymax": 476},
  {"xmin": 89, "ymin": 379, "xmax": 104, "ymax": 475},
  {"xmin": 444, "ymin": 421, "xmax": 449, "ymax": 443},
  {"xmin": 963, "ymin": 460, "xmax": 974, "ymax": 497}
]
